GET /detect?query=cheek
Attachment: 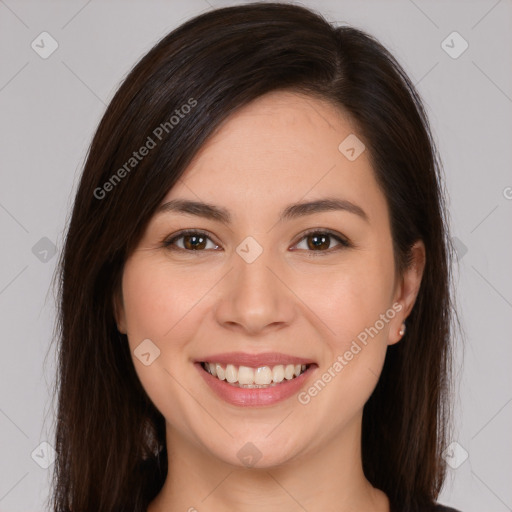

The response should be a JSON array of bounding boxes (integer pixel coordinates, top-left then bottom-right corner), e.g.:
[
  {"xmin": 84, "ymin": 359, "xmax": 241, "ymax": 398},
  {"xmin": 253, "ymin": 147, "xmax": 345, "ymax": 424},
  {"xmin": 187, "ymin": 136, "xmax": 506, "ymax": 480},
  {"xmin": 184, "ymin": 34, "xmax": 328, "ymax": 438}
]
[
  {"xmin": 304, "ymin": 256, "xmax": 394, "ymax": 341},
  {"xmin": 121, "ymin": 256, "xmax": 201, "ymax": 341},
  {"xmin": 120, "ymin": 258, "xmax": 203, "ymax": 431},
  {"xmin": 122, "ymin": 269, "xmax": 168, "ymax": 340},
  {"xmin": 296, "ymin": 258, "xmax": 396, "ymax": 422}
]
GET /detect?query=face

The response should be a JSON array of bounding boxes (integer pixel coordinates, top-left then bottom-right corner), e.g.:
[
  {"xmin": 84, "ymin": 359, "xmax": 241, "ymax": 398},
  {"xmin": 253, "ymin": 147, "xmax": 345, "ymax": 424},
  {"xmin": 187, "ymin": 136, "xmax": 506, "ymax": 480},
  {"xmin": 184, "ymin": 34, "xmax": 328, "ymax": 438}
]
[{"xmin": 115, "ymin": 90, "xmax": 424, "ymax": 469}]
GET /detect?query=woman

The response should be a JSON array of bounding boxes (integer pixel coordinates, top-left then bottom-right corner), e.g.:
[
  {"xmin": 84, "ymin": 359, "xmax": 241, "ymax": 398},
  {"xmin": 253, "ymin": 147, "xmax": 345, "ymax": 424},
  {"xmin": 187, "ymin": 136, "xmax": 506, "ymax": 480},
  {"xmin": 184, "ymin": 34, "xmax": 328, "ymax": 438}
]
[{"xmin": 49, "ymin": 3, "xmax": 461, "ymax": 511}]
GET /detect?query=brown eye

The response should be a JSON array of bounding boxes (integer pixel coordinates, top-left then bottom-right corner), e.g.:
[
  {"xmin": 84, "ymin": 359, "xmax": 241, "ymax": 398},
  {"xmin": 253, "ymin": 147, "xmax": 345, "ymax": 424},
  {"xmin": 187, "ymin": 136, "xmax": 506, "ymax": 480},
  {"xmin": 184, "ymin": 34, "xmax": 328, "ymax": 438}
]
[
  {"xmin": 294, "ymin": 230, "xmax": 350, "ymax": 253},
  {"xmin": 182, "ymin": 233, "xmax": 207, "ymax": 250},
  {"xmin": 306, "ymin": 233, "xmax": 330, "ymax": 250},
  {"xmin": 164, "ymin": 230, "xmax": 219, "ymax": 251},
  {"xmin": 163, "ymin": 229, "xmax": 350, "ymax": 254}
]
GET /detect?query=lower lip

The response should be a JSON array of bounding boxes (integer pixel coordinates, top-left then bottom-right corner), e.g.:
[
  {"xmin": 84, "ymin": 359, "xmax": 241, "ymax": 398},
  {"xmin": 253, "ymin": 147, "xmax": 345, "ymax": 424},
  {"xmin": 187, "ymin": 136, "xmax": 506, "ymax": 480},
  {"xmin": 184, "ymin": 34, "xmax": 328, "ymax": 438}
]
[{"xmin": 195, "ymin": 362, "xmax": 317, "ymax": 407}]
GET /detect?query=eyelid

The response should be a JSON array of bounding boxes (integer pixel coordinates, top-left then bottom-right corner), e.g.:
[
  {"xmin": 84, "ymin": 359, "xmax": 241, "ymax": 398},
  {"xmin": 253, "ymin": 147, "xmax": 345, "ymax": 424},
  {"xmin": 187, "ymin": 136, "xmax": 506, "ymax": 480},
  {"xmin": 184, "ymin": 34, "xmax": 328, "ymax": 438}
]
[{"xmin": 162, "ymin": 228, "xmax": 351, "ymax": 253}]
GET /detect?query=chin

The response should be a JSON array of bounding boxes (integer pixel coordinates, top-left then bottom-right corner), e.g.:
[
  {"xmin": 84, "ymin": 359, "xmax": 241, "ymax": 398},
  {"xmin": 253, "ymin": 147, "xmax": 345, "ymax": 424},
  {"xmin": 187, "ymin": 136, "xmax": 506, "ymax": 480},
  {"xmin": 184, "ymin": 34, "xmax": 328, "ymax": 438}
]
[{"xmin": 201, "ymin": 435, "xmax": 301, "ymax": 470}]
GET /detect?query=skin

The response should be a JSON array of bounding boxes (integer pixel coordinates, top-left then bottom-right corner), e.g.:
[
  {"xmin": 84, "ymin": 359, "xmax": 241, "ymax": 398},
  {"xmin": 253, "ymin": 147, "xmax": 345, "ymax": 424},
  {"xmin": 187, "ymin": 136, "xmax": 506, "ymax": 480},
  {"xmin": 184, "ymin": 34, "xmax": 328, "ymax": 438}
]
[{"xmin": 115, "ymin": 90, "xmax": 425, "ymax": 512}]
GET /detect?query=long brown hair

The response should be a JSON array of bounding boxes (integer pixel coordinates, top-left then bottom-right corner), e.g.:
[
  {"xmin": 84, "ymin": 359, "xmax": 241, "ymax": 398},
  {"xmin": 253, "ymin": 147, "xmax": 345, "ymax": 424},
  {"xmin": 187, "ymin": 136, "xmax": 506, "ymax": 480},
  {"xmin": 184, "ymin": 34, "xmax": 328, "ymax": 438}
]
[{"xmin": 48, "ymin": 3, "xmax": 456, "ymax": 511}]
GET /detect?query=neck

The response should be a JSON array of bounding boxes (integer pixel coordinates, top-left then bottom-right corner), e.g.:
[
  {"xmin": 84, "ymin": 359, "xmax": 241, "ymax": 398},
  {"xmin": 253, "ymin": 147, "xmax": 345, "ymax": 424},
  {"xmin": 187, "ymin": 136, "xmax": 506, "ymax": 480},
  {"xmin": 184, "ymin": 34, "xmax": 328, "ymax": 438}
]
[{"xmin": 147, "ymin": 414, "xmax": 389, "ymax": 512}]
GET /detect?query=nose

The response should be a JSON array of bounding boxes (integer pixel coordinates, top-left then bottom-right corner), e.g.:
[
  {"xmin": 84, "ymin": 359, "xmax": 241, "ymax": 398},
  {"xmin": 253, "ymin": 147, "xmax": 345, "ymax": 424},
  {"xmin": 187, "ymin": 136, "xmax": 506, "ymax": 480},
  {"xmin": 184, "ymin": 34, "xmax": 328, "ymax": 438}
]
[{"xmin": 214, "ymin": 245, "xmax": 296, "ymax": 336}]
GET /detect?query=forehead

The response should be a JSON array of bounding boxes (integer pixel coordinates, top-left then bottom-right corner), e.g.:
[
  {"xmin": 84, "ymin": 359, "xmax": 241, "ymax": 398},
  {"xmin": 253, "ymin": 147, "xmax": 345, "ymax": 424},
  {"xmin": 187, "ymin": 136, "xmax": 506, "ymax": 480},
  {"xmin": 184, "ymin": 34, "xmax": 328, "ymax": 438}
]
[
  {"xmin": 161, "ymin": 90, "xmax": 387, "ymax": 225},
  {"xmin": 188, "ymin": 90, "xmax": 356, "ymax": 169}
]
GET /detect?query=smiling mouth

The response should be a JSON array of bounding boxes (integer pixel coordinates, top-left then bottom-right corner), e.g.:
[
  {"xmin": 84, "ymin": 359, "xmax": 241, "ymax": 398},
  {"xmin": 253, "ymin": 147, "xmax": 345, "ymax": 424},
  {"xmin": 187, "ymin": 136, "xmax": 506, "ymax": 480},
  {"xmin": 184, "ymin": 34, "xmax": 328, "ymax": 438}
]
[{"xmin": 200, "ymin": 361, "xmax": 313, "ymax": 388}]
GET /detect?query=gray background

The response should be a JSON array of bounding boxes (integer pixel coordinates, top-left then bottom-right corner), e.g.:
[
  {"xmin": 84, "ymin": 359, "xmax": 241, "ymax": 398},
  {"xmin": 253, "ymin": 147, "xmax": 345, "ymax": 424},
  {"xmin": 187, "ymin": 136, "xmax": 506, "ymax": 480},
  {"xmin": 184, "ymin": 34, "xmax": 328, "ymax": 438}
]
[{"xmin": 0, "ymin": 0, "xmax": 511, "ymax": 511}]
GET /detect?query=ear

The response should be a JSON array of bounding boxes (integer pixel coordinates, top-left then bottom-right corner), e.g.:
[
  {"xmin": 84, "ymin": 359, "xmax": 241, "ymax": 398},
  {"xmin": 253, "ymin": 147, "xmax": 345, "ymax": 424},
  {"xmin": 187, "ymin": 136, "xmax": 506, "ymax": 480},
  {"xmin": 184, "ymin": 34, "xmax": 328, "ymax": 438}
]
[
  {"xmin": 388, "ymin": 240, "xmax": 426, "ymax": 346},
  {"xmin": 113, "ymin": 286, "xmax": 127, "ymax": 334}
]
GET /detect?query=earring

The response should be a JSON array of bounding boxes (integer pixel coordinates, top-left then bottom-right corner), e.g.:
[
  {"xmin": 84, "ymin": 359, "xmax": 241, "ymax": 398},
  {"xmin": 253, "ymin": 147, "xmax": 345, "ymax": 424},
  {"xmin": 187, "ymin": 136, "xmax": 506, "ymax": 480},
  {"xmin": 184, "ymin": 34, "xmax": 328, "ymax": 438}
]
[{"xmin": 399, "ymin": 322, "xmax": 406, "ymax": 337}]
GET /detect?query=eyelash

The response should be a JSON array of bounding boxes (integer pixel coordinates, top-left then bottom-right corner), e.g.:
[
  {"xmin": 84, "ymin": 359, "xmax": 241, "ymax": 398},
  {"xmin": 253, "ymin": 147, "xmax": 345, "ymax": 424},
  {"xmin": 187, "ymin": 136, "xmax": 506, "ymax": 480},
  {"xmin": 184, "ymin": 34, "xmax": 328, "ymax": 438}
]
[{"xmin": 162, "ymin": 228, "xmax": 352, "ymax": 256}]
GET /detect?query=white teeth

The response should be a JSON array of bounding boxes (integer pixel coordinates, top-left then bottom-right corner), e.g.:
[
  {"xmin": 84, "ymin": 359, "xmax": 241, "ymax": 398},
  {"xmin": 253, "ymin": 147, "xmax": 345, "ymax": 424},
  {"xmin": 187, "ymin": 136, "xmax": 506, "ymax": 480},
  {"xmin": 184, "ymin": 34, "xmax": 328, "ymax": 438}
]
[
  {"xmin": 215, "ymin": 363, "xmax": 225, "ymax": 380},
  {"xmin": 208, "ymin": 363, "xmax": 217, "ymax": 377},
  {"xmin": 225, "ymin": 364, "xmax": 238, "ymax": 383},
  {"xmin": 203, "ymin": 362, "xmax": 309, "ymax": 386},
  {"xmin": 284, "ymin": 364, "xmax": 295, "ymax": 380},
  {"xmin": 254, "ymin": 366, "xmax": 272, "ymax": 385},
  {"xmin": 272, "ymin": 365, "xmax": 285, "ymax": 383},
  {"xmin": 238, "ymin": 366, "xmax": 254, "ymax": 385}
]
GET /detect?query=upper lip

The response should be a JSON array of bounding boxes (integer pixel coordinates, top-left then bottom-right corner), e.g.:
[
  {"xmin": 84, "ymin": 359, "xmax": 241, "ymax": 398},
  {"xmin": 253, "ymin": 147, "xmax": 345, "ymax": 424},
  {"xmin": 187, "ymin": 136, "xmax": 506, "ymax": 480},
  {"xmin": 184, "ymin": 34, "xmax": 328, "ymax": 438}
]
[{"xmin": 196, "ymin": 352, "xmax": 316, "ymax": 368}]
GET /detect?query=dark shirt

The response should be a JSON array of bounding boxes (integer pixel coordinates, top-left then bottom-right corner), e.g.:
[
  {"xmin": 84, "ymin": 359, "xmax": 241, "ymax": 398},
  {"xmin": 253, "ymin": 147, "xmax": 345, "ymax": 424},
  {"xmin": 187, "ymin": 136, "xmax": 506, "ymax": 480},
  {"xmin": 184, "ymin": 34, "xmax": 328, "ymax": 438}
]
[
  {"xmin": 391, "ymin": 503, "xmax": 461, "ymax": 512},
  {"xmin": 401, "ymin": 504, "xmax": 461, "ymax": 512}
]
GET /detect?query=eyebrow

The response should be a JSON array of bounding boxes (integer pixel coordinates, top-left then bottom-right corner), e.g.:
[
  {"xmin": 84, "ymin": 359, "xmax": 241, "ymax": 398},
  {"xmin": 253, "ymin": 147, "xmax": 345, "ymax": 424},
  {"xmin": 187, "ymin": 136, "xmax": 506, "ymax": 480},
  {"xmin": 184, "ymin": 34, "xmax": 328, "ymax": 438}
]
[{"xmin": 155, "ymin": 197, "xmax": 369, "ymax": 224}]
